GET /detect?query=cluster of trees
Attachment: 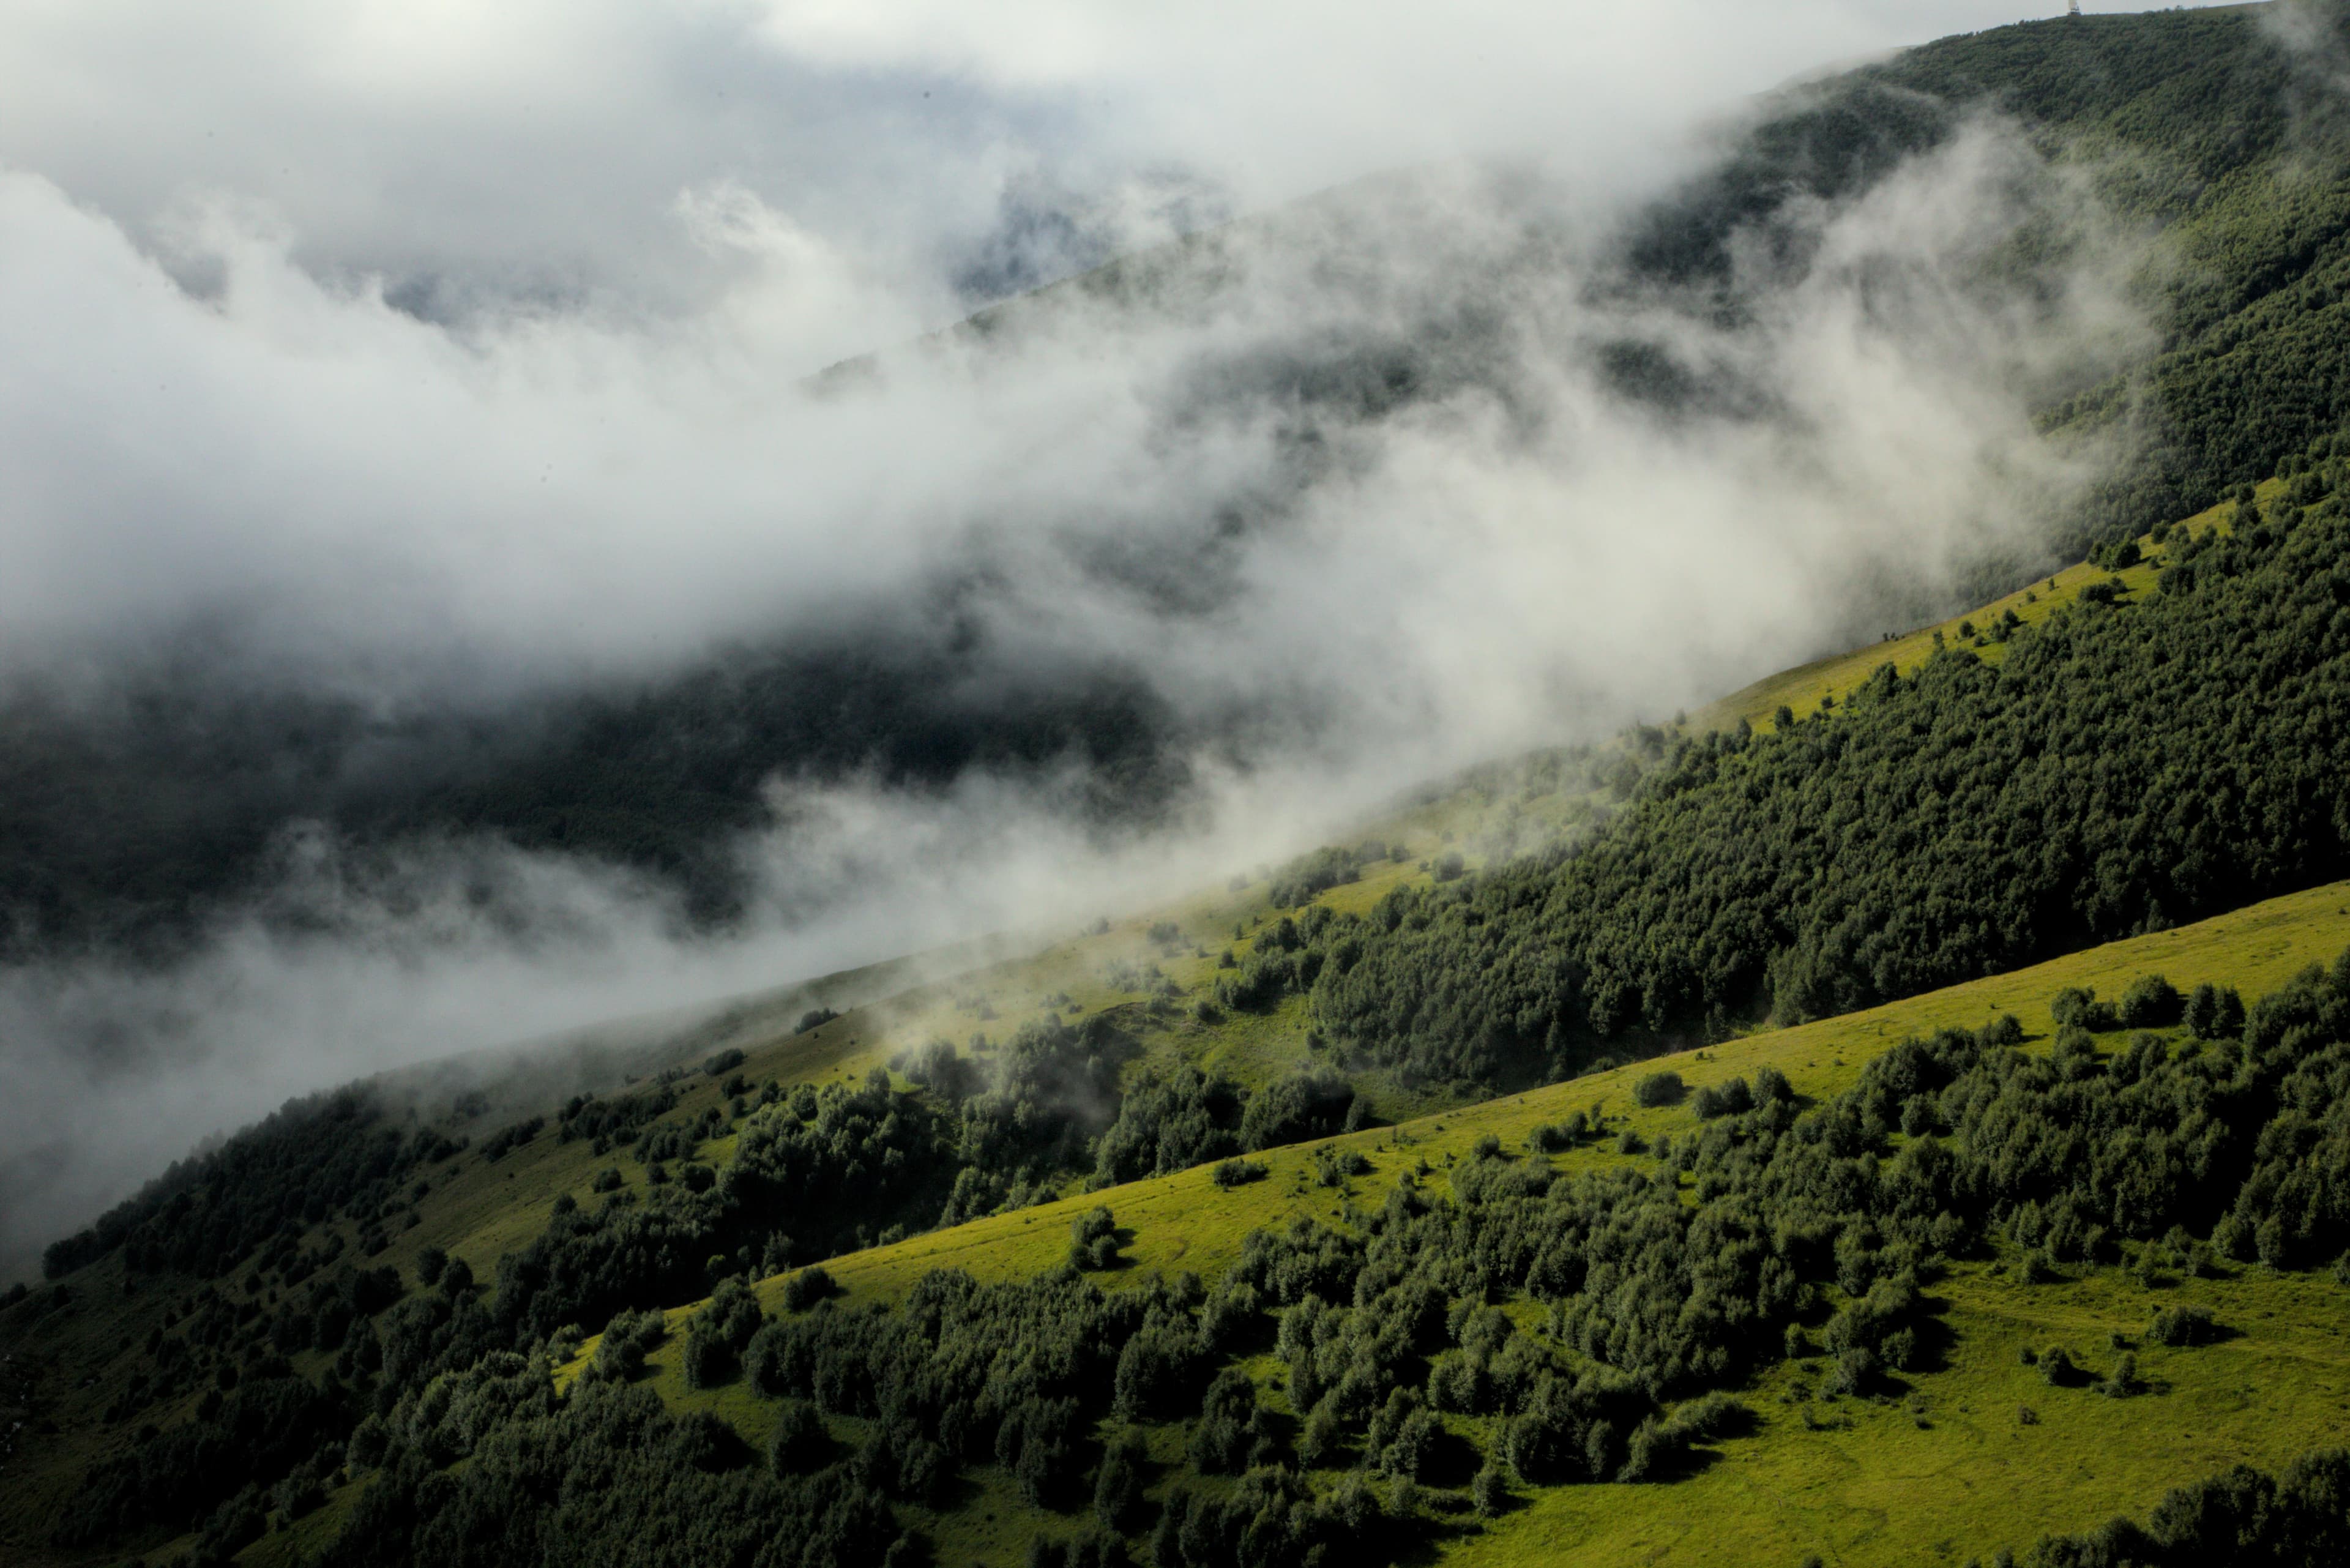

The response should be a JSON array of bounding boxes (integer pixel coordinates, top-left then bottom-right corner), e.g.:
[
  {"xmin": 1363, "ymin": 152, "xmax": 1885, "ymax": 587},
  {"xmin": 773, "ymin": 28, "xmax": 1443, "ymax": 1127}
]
[
  {"xmin": 1092, "ymin": 1066, "xmax": 1247, "ymax": 1184},
  {"xmin": 2021, "ymin": 1448, "xmax": 2350, "ymax": 1567},
  {"xmin": 328, "ymin": 1377, "xmax": 913, "ymax": 1568},
  {"xmin": 58, "ymin": 1368, "xmax": 352, "ymax": 1547},
  {"xmin": 1300, "ymin": 490, "xmax": 2350, "ymax": 1086},
  {"xmin": 1214, "ymin": 907, "xmax": 1338, "ymax": 1015},
  {"xmin": 557, "ymin": 1082, "xmax": 682, "ymax": 1154},
  {"xmin": 61, "ymin": 947, "xmax": 2350, "ymax": 1563},
  {"xmin": 42, "ymin": 1088, "xmax": 461, "ymax": 1281},
  {"xmin": 1267, "ymin": 842, "xmax": 1400, "ymax": 908},
  {"xmin": 42, "ymin": 1006, "xmax": 1417, "ymax": 1553}
]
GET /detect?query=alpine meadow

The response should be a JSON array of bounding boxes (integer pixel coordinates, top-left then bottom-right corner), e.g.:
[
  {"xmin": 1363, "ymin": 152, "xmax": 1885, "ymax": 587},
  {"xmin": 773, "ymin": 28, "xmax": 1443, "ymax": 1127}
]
[{"xmin": 24, "ymin": 4, "xmax": 2350, "ymax": 1568}]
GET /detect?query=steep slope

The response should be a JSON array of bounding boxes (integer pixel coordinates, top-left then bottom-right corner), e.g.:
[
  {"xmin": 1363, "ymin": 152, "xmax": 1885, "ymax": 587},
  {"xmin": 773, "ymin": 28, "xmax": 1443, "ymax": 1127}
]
[{"xmin": 223, "ymin": 881, "xmax": 2350, "ymax": 1568}]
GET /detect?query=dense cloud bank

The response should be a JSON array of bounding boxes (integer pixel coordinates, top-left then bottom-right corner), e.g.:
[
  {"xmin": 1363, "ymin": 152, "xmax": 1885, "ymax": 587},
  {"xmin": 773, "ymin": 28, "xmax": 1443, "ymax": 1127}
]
[{"xmin": 0, "ymin": 1, "xmax": 2187, "ymax": 1269}]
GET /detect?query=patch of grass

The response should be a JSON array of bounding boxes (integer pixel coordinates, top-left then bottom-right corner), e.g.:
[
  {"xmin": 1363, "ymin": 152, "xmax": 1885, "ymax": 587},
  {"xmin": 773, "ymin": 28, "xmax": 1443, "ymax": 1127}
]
[{"xmin": 1445, "ymin": 1263, "xmax": 2350, "ymax": 1568}]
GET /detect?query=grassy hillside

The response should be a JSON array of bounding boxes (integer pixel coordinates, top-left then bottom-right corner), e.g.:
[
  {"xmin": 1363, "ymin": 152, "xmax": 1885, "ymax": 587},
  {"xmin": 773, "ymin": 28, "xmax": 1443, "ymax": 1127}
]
[
  {"xmin": 231, "ymin": 878, "xmax": 2350, "ymax": 1568},
  {"xmin": 755, "ymin": 881, "xmax": 2350, "ymax": 1311}
]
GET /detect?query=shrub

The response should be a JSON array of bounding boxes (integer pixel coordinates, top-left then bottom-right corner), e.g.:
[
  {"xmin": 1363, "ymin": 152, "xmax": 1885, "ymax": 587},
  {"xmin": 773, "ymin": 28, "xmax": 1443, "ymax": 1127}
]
[
  {"xmin": 2051, "ymin": 987, "xmax": 2119, "ymax": 1031},
  {"xmin": 1692, "ymin": 1077, "xmax": 1753, "ymax": 1119},
  {"xmin": 1472, "ymin": 1460, "xmax": 1509, "ymax": 1518},
  {"xmin": 1212, "ymin": 1159, "xmax": 1269, "ymax": 1189},
  {"xmin": 2184, "ymin": 983, "xmax": 2247, "ymax": 1039},
  {"xmin": 1239, "ymin": 1069, "xmax": 1357, "ymax": 1151},
  {"xmin": 1299, "ymin": 1402, "xmax": 1346, "ymax": 1468},
  {"xmin": 795, "ymin": 1007, "xmax": 840, "ymax": 1034},
  {"xmin": 1094, "ymin": 1436, "xmax": 1144, "ymax": 1529},
  {"xmin": 769, "ymin": 1400, "xmax": 833, "ymax": 1475},
  {"xmin": 1070, "ymin": 1207, "xmax": 1121, "ymax": 1271},
  {"xmin": 2119, "ymin": 974, "xmax": 2182, "ymax": 1028},
  {"xmin": 2149, "ymin": 1305, "xmax": 2217, "ymax": 1346},
  {"xmin": 588, "ymin": 1307, "xmax": 666, "ymax": 1382},
  {"xmin": 1633, "ymin": 1071, "xmax": 1685, "ymax": 1108},
  {"xmin": 683, "ymin": 1275, "xmax": 766, "ymax": 1388},
  {"xmin": 1829, "ymin": 1346, "xmax": 1876, "ymax": 1395},
  {"xmin": 781, "ymin": 1266, "xmax": 838, "ymax": 1312},
  {"xmin": 703, "ymin": 1047, "xmax": 747, "ymax": 1077}
]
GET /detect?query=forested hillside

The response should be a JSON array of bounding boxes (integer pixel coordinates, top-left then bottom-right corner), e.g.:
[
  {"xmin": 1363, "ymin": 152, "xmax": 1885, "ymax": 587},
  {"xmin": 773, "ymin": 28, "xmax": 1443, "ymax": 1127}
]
[
  {"xmin": 1304, "ymin": 461, "xmax": 2350, "ymax": 1085},
  {"xmin": 18, "ymin": 879, "xmax": 2350, "ymax": 1568}
]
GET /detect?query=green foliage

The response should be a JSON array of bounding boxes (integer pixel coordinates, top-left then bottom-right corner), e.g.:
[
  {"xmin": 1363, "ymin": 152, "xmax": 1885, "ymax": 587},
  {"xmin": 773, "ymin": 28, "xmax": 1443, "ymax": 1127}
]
[
  {"xmin": 1240, "ymin": 1067, "xmax": 1358, "ymax": 1151},
  {"xmin": 767, "ymin": 1399, "xmax": 833, "ymax": 1476},
  {"xmin": 1093, "ymin": 1066, "xmax": 1244, "ymax": 1184},
  {"xmin": 326, "ymin": 1379, "xmax": 905, "ymax": 1568},
  {"xmin": 2023, "ymin": 1447, "xmax": 2350, "ymax": 1567},
  {"xmin": 1312, "ymin": 507, "xmax": 2350, "ymax": 1084},
  {"xmin": 52, "ymin": 1370, "xmax": 351, "ymax": 1547},
  {"xmin": 781, "ymin": 1267, "xmax": 838, "ymax": 1313},
  {"xmin": 1212, "ymin": 1157, "xmax": 1269, "ymax": 1189},
  {"xmin": 1070, "ymin": 1205, "xmax": 1122, "ymax": 1271},
  {"xmin": 2148, "ymin": 1304, "xmax": 2218, "ymax": 1348},
  {"xmin": 682, "ymin": 1275, "xmax": 766, "ymax": 1387},
  {"xmin": 1270, "ymin": 845, "xmax": 1373, "ymax": 908},
  {"xmin": 1633, "ymin": 1072, "xmax": 1684, "ymax": 1108},
  {"xmin": 43, "ymin": 1087, "xmax": 455, "ymax": 1280},
  {"xmin": 2185, "ymin": 981, "xmax": 2247, "ymax": 1040},
  {"xmin": 586, "ymin": 1307, "xmax": 666, "ymax": 1383}
]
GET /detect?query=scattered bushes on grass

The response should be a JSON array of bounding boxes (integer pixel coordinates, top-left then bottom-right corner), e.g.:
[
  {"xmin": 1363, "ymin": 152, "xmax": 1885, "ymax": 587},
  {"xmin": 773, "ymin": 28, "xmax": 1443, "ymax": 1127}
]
[{"xmin": 1213, "ymin": 1159, "xmax": 1269, "ymax": 1189}]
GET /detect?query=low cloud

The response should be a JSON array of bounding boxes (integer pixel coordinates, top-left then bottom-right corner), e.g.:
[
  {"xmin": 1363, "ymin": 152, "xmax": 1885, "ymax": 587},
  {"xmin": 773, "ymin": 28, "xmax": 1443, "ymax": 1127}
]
[{"xmin": 0, "ymin": 2, "xmax": 2185, "ymax": 1268}]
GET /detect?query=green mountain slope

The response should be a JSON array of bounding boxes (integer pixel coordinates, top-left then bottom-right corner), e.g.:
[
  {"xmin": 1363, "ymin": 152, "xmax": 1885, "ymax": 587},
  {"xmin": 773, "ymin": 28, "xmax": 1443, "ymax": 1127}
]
[
  {"xmin": 27, "ymin": 11, "xmax": 2350, "ymax": 1566},
  {"xmin": 207, "ymin": 880, "xmax": 2350, "ymax": 1568}
]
